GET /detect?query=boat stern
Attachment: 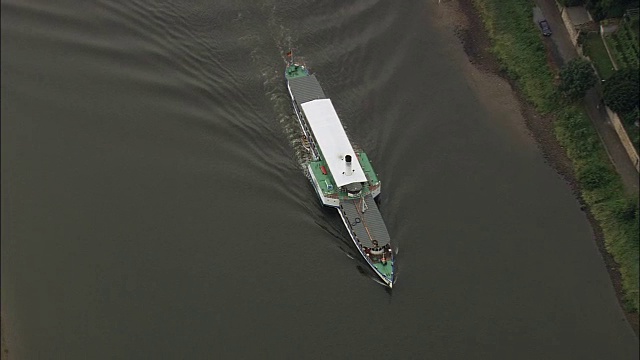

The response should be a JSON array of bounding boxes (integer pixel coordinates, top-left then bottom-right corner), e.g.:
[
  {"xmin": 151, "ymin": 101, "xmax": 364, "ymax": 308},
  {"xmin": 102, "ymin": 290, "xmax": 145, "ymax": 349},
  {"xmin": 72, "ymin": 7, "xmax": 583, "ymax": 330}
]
[{"xmin": 285, "ymin": 63, "xmax": 309, "ymax": 79}]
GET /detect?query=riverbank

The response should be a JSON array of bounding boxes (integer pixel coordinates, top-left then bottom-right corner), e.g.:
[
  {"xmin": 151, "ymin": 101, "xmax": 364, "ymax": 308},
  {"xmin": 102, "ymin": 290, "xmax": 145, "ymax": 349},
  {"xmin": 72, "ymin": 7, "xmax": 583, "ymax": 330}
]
[{"xmin": 439, "ymin": 0, "xmax": 639, "ymax": 334}]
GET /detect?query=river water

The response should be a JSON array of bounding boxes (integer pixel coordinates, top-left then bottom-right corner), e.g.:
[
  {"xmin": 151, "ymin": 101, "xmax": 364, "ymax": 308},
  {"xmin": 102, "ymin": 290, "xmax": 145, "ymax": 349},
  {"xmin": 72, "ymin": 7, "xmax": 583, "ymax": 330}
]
[{"xmin": 1, "ymin": 0, "xmax": 638, "ymax": 358}]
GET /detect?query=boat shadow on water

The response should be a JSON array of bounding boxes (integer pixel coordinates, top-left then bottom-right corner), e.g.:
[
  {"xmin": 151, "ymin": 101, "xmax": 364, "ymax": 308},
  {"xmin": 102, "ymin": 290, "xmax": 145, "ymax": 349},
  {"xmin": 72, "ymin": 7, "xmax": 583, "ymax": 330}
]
[{"xmin": 355, "ymin": 265, "xmax": 395, "ymax": 296}]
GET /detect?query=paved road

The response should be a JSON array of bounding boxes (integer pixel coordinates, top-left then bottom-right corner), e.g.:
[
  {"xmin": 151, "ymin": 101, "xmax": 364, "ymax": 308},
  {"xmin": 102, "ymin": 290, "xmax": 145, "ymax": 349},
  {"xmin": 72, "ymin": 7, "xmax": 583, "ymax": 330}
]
[
  {"xmin": 534, "ymin": 0, "xmax": 639, "ymax": 194},
  {"xmin": 535, "ymin": 1, "xmax": 580, "ymax": 65}
]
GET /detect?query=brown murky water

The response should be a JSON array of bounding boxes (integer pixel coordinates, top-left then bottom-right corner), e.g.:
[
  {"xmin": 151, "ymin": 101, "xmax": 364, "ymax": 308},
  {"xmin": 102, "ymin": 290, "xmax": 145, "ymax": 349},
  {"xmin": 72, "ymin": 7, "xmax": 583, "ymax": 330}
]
[{"xmin": 2, "ymin": 0, "xmax": 637, "ymax": 358}]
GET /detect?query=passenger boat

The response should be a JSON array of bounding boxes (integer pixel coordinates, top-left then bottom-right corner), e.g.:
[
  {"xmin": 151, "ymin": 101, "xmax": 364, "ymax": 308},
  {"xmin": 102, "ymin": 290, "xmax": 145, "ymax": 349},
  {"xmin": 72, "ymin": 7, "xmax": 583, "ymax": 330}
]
[{"xmin": 284, "ymin": 52, "xmax": 396, "ymax": 288}]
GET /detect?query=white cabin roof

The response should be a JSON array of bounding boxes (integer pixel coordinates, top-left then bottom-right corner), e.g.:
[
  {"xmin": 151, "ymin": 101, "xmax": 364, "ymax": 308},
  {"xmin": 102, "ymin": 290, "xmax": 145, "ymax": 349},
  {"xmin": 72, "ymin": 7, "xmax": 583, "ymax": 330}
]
[{"xmin": 300, "ymin": 99, "xmax": 368, "ymax": 187}]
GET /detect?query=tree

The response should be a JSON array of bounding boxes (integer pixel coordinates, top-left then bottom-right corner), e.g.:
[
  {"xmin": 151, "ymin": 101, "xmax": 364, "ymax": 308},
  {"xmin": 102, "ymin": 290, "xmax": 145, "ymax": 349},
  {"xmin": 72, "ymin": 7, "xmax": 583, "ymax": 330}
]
[
  {"xmin": 603, "ymin": 67, "xmax": 639, "ymax": 113},
  {"xmin": 622, "ymin": 108, "xmax": 639, "ymax": 127},
  {"xmin": 560, "ymin": 0, "xmax": 585, "ymax": 6},
  {"xmin": 586, "ymin": 0, "xmax": 632, "ymax": 20},
  {"xmin": 559, "ymin": 58, "xmax": 598, "ymax": 101}
]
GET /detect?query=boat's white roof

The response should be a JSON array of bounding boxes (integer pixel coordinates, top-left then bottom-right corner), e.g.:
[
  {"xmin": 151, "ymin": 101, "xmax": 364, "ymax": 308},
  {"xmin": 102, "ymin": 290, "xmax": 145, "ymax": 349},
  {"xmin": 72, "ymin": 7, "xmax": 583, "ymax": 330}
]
[{"xmin": 300, "ymin": 99, "xmax": 368, "ymax": 187}]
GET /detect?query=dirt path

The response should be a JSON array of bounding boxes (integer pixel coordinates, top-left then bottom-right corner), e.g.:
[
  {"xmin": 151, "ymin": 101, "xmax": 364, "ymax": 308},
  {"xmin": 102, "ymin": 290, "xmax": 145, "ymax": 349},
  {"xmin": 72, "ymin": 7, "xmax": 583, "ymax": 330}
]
[{"xmin": 432, "ymin": 0, "xmax": 638, "ymax": 335}]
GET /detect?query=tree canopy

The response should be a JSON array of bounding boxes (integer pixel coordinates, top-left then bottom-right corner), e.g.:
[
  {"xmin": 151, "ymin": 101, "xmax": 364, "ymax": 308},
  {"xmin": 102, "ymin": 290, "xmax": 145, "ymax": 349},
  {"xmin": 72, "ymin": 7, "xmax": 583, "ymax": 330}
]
[
  {"xmin": 559, "ymin": 0, "xmax": 635, "ymax": 19},
  {"xmin": 586, "ymin": 0, "xmax": 635, "ymax": 20},
  {"xmin": 559, "ymin": 58, "xmax": 598, "ymax": 101},
  {"xmin": 603, "ymin": 67, "xmax": 640, "ymax": 113}
]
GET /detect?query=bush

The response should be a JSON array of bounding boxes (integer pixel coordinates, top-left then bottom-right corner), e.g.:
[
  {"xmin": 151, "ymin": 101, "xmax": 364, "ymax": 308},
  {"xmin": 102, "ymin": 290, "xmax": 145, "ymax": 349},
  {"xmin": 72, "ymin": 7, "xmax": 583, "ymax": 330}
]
[
  {"xmin": 560, "ymin": 0, "xmax": 586, "ymax": 6},
  {"xmin": 559, "ymin": 58, "xmax": 598, "ymax": 100},
  {"xmin": 605, "ymin": 81, "xmax": 639, "ymax": 112},
  {"xmin": 577, "ymin": 163, "xmax": 616, "ymax": 190},
  {"xmin": 610, "ymin": 196, "xmax": 639, "ymax": 223},
  {"xmin": 603, "ymin": 67, "xmax": 640, "ymax": 113},
  {"xmin": 622, "ymin": 108, "xmax": 639, "ymax": 127},
  {"xmin": 586, "ymin": 0, "xmax": 632, "ymax": 20}
]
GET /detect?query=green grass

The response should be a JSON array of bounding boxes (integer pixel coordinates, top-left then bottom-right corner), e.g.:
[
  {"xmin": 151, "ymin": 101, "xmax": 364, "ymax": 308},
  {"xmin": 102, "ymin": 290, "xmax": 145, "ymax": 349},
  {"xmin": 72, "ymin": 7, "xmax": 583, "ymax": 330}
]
[
  {"xmin": 583, "ymin": 32, "xmax": 616, "ymax": 79},
  {"xmin": 474, "ymin": 0, "xmax": 640, "ymax": 313}
]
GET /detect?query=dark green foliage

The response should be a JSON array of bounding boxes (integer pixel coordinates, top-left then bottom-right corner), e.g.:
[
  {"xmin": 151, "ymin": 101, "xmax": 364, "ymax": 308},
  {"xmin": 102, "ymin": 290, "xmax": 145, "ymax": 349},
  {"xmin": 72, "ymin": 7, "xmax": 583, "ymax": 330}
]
[
  {"xmin": 604, "ymin": 81, "xmax": 639, "ymax": 111},
  {"xmin": 603, "ymin": 16, "xmax": 639, "ymax": 70},
  {"xmin": 560, "ymin": 0, "xmax": 586, "ymax": 5},
  {"xmin": 620, "ymin": 108, "xmax": 639, "ymax": 151},
  {"xmin": 559, "ymin": 59, "xmax": 598, "ymax": 100},
  {"xmin": 586, "ymin": 0, "xmax": 611, "ymax": 20},
  {"xmin": 622, "ymin": 107, "xmax": 639, "ymax": 126},
  {"xmin": 577, "ymin": 163, "xmax": 616, "ymax": 190},
  {"xmin": 603, "ymin": 67, "xmax": 640, "ymax": 112},
  {"xmin": 608, "ymin": 31, "xmax": 640, "ymax": 68},
  {"xmin": 610, "ymin": 196, "xmax": 639, "ymax": 222},
  {"xmin": 586, "ymin": 0, "xmax": 635, "ymax": 20},
  {"xmin": 609, "ymin": 67, "xmax": 640, "ymax": 85},
  {"xmin": 633, "ymin": 198, "xmax": 640, "ymax": 237}
]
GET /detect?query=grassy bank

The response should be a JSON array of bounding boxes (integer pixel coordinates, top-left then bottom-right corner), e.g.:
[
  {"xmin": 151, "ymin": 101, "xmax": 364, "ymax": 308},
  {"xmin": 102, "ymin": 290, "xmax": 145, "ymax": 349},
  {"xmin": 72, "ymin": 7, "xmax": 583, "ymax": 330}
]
[
  {"xmin": 583, "ymin": 32, "xmax": 616, "ymax": 79},
  {"xmin": 473, "ymin": 0, "xmax": 639, "ymax": 312}
]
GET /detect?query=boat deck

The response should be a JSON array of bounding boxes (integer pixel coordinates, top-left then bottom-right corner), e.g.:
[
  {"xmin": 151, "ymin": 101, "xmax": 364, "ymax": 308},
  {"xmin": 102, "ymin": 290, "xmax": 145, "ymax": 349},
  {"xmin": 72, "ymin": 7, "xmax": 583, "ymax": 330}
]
[
  {"xmin": 309, "ymin": 151, "xmax": 379, "ymax": 197},
  {"xmin": 340, "ymin": 195, "xmax": 391, "ymax": 249},
  {"xmin": 355, "ymin": 152, "xmax": 379, "ymax": 184},
  {"xmin": 373, "ymin": 261, "xmax": 394, "ymax": 278},
  {"xmin": 288, "ymin": 74, "xmax": 326, "ymax": 104},
  {"xmin": 309, "ymin": 160, "xmax": 338, "ymax": 196}
]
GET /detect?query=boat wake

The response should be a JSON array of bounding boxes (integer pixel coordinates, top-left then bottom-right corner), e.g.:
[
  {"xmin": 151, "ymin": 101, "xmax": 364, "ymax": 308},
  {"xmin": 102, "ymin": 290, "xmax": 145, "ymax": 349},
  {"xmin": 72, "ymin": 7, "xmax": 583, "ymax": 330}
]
[
  {"xmin": 357, "ymin": 265, "xmax": 395, "ymax": 291},
  {"xmin": 235, "ymin": 3, "xmax": 316, "ymax": 172}
]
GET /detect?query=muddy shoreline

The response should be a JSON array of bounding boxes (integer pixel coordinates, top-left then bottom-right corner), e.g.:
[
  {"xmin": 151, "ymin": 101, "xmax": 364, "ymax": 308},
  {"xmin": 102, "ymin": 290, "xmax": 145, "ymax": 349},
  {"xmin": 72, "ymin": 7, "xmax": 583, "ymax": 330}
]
[{"xmin": 448, "ymin": 0, "xmax": 638, "ymax": 335}]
